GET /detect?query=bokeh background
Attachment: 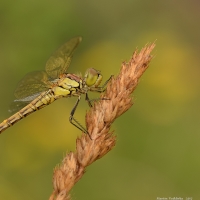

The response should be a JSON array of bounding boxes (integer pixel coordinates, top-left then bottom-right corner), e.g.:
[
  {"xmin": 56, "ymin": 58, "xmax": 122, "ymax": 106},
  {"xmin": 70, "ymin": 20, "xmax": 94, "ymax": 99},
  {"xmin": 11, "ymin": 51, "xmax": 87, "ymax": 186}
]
[{"xmin": 0, "ymin": 0, "xmax": 200, "ymax": 199}]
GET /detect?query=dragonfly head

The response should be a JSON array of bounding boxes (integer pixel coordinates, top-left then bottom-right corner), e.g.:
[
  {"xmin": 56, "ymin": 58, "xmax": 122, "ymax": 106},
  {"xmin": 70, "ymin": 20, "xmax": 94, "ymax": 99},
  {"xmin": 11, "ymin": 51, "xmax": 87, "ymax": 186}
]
[{"xmin": 84, "ymin": 68, "xmax": 102, "ymax": 87}]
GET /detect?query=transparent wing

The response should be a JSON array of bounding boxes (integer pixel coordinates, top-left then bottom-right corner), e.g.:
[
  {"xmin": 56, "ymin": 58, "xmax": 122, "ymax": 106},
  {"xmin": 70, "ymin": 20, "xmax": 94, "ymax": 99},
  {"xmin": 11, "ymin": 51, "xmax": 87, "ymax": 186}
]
[
  {"xmin": 9, "ymin": 91, "xmax": 46, "ymax": 114},
  {"xmin": 14, "ymin": 70, "xmax": 51, "ymax": 99},
  {"xmin": 9, "ymin": 99, "xmax": 32, "ymax": 114},
  {"xmin": 45, "ymin": 37, "xmax": 82, "ymax": 79},
  {"xmin": 8, "ymin": 71, "xmax": 51, "ymax": 113}
]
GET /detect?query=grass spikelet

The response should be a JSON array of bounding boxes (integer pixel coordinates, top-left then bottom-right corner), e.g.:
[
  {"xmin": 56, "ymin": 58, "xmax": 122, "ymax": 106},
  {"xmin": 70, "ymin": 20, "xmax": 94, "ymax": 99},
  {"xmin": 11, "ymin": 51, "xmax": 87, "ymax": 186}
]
[{"xmin": 49, "ymin": 42, "xmax": 155, "ymax": 200}]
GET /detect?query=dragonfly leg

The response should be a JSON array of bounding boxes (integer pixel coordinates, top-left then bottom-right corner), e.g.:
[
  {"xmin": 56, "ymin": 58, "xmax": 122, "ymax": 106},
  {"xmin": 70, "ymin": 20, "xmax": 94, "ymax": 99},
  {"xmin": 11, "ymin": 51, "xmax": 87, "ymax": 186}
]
[
  {"xmin": 85, "ymin": 93, "xmax": 110, "ymax": 107},
  {"xmin": 85, "ymin": 93, "xmax": 93, "ymax": 107},
  {"xmin": 100, "ymin": 75, "xmax": 113, "ymax": 91},
  {"xmin": 69, "ymin": 95, "xmax": 92, "ymax": 138},
  {"xmin": 89, "ymin": 75, "xmax": 113, "ymax": 93},
  {"xmin": 85, "ymin": 75, "xmax": 113, "ymax": 107}
]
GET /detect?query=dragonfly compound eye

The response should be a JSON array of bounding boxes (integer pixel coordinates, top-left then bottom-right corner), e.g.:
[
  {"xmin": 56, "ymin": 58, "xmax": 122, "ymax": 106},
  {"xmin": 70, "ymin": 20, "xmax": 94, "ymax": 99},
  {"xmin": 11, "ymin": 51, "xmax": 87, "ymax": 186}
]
[{"xmin": 84, "ymin": 68, "xmax": 102, "ymax": 87}]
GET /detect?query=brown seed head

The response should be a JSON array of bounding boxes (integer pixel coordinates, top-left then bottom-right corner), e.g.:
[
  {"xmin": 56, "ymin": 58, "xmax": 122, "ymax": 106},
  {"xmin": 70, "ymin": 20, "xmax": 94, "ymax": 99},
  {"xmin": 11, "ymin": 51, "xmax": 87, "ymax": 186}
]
[{"xmin": 49, "ymin": 42, "xmax": 155, "ymax": 200}]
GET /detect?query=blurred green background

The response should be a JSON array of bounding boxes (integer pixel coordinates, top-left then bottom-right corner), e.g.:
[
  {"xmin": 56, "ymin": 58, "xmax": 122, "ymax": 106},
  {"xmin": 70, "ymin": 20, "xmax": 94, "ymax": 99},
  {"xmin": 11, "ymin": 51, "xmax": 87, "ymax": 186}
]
[{"xmin": 0, "ymin": 0, "xmax": 200, "ymax": 199}]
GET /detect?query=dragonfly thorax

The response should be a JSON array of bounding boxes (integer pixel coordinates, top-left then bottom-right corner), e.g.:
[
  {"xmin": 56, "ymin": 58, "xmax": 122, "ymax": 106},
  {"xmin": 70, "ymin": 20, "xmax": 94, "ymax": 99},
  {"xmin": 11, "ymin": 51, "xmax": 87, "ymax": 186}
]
[
  {"xmin": 84, "ymin": 68, "xmax": 102, "ymax": 88},
  {"xmin": 52, "ymin": 74, "xmax": 82, "ymax": 97},
  {"xmin": 59, "ymin": 74, "xmax": 81, "ymax": 89}
]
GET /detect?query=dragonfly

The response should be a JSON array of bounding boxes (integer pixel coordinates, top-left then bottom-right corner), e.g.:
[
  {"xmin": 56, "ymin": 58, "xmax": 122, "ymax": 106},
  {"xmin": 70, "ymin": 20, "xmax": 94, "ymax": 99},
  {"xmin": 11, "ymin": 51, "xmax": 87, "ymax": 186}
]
[{"xmin": 0, "ymin": 37, "xmax": 111, "ymax": 135}]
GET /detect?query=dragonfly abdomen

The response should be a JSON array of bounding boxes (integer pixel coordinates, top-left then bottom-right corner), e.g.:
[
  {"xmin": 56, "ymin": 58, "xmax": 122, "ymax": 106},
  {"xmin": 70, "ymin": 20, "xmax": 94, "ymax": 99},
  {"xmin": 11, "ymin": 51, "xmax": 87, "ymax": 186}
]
[{"xmin": 0, "ymin": 90, "xmax": 56, "ymax": 134}]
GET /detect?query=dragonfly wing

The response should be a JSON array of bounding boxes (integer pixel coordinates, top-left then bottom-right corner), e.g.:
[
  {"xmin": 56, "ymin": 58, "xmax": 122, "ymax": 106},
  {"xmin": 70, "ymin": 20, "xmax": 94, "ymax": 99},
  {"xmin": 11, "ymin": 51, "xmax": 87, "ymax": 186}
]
[
  {"xmin": 45, "ymin": 37, "xmax": 82, "ymax": 79},
  {"xmin": 9, "ymin": 101, "xmax": 29, "ymax": 114},
  {"xmin": 9, "ymin": 71, "xmax": 51, "ymax": 113},
  {"xmin": 14, "ymin": 70, "xmax": 50, "ymax": 99},
  {"xmin": 9, "ymin": 91, "xmax": 46, "ymax": 113},
  {"xmin": 9, "ymin": 92, "xmax": 42, "ymax": 114}
]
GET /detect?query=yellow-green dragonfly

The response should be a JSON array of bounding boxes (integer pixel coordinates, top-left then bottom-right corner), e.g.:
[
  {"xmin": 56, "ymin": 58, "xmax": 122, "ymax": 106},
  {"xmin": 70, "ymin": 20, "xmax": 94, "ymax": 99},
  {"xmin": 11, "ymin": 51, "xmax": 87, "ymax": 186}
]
[{"xmin": 0, "ymin": 37, "xmax": 111, "ymax": 135}]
